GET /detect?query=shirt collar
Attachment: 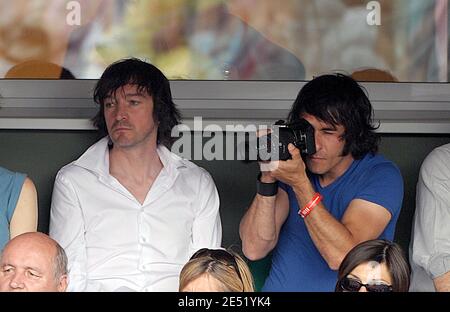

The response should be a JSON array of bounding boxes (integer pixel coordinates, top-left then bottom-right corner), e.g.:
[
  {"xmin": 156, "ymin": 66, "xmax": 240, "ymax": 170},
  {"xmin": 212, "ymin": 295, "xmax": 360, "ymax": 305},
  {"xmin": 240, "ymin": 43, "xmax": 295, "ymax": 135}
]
[{"xmin": 73, "ymin": 136, "xmax": 187, "ymax": 178}]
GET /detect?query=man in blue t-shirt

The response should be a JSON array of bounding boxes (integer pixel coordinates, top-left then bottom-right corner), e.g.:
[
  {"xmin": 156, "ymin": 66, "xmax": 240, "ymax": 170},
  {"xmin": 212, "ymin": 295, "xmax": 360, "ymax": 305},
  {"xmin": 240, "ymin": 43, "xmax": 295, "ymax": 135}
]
[{"xmin": 239, "ymin": 74, "xmax": 403, "ymax": 291}]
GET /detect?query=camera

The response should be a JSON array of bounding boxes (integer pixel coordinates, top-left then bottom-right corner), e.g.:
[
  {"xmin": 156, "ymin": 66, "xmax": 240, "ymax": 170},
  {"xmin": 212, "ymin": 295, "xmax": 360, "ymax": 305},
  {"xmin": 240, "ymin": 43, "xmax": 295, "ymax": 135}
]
[{"xmin": 240, "ymin": 119, "xmax": 316, "ymax": 161}]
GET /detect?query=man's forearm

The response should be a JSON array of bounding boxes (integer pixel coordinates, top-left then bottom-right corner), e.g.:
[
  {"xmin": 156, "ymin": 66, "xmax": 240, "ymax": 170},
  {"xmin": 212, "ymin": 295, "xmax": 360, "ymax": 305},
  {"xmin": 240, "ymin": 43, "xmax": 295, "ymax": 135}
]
[
  {"xmin": 253, "ymin": 195, "xmax": 279, "ymax": 241},
  {"xmin": 304, "ymin": 205, "xmax": 356, "ymax": 269},
  {"xmin": 240, "ymin": 195, "xmax": 278, "ymax": 259},
  {"xmin": 434, "ymin": 271, "xmax": 450, "ymax": 292},
  {"xmin": 293, "ymin": 182, "xmax": 355, "ymax": 270}
]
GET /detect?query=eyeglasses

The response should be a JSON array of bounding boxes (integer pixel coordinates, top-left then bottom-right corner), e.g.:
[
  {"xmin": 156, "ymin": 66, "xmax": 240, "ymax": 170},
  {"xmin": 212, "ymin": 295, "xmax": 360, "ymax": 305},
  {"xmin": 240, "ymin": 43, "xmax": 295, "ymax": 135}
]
[
  {"xmin": 338, "ymin": 277, "xmax": 393, "ymax": 293},
  {"xmin": 190, "ymin": 248, "xmax": 243, "ymax": 283}
]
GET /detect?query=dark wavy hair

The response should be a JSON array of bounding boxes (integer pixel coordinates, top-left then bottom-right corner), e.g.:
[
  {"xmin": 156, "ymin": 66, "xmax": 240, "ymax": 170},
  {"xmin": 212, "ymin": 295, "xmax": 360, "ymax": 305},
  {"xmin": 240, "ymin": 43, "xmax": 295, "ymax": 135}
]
[
  {"xmin": 287, "ymin": 73, "xmax": 379, "ymax": 159},
  {"xmin": 335, "ymin": 239, "xmax": 410, "ymax": 292},
  {"xmin": 92, "ymin": 58, "xmax": 181, "ymax": 148}
]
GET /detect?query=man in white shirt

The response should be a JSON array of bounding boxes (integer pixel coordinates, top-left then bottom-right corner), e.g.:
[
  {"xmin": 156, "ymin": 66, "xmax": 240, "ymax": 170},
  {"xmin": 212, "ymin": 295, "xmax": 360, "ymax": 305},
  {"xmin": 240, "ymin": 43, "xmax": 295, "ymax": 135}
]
[
  {"xmin": 409, "ymin": 143, "xmax": 450, "ymax": 291},
  {"xmin": 49, "ymin": 58, "xmax": 222, "ymax": 292}
]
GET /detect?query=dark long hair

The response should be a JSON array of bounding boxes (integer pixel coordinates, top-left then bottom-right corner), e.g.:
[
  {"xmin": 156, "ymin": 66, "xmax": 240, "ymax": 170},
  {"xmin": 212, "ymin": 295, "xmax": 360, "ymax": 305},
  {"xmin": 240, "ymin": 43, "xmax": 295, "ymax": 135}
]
[
  {"xmin": 288, "ymin": 73, "xmax": 379, "ymax": 159},
  {"xmin": 92, "ymin": 58, "xmax": 181, "ymax": 148},
  {"xmin": 336, "ymin": 239, "xmax": 410, "ymax": 292}
]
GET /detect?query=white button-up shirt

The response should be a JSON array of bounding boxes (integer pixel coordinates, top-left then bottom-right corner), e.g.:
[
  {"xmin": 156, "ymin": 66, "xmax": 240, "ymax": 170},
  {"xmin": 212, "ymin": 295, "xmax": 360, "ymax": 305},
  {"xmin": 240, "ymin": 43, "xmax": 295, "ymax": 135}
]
[
  {"xmin": 49, "ymin": 137, "xmax": 222, "ymax": 292},
  {"xmin": 410, "ymin": 143, "xmax": 450, "ymax": 291}
]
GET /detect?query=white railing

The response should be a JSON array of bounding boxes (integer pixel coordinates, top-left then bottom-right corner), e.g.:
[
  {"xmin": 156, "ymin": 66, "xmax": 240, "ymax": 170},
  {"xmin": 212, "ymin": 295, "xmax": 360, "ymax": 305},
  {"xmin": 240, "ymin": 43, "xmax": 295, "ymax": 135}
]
[{"xmin": 0, "ymin": 80, "xmax": 449, "ymax": 133}]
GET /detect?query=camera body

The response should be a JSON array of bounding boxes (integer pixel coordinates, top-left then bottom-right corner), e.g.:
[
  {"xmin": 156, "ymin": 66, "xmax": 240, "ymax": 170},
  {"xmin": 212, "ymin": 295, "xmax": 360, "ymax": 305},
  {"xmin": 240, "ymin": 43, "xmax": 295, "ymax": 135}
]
[{"xmin": 243, "ymin": 119, "xmax": 316, "ymax": 161}]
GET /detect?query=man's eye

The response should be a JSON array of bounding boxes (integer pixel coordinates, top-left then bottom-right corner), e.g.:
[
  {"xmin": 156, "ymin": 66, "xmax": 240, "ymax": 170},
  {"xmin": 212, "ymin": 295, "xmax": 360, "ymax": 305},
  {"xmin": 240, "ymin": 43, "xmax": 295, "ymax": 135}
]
[
  {"xmin": 2, "ymin": 267, "xmax": 13, "ymax": 273},
  {"xmin": 129, "ymin": 100, "xmax": 140, "ymax": 106},
  {"xmin": 28, "ymin": 271, "xmax": 40, "ymax": 278},
  {"xmin": 104, "ymin": 102, "xmax": 114, "ymax": 108}
]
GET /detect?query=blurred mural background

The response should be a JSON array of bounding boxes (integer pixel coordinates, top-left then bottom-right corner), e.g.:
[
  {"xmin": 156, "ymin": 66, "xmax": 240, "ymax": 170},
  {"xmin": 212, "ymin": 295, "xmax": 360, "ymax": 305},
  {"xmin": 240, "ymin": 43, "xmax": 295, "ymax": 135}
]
[{"xmin": 0, "ymin": 0, "xmax": 448, "ymax": 81}]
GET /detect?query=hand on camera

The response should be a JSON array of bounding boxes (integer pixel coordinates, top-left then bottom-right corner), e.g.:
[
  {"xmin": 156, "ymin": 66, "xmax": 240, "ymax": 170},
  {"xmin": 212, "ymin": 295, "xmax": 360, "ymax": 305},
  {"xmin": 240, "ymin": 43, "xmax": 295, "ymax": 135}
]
[{"xmin": 268, "ymin": 144, "xmax": 308, "ymax": 188}]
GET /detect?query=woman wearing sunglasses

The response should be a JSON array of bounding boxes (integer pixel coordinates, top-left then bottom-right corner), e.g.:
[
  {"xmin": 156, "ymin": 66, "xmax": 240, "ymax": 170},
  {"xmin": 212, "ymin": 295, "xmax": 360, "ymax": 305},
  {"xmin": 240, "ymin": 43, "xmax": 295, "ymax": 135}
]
[
  {"xmin": 335, "ymin": 239, "xmax": 410, "ymax": 292},
  {"xmin": 179, "ymin": 248, "xmax": 254, "ymax": 292}
]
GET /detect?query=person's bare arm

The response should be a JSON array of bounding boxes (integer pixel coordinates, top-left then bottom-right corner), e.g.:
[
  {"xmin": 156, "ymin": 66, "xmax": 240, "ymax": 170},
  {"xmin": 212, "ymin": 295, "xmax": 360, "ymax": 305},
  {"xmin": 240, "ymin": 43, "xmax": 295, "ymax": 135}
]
[
  {"xmin": 10, "ymin": 177, "xmax": 38, "ymax": 238},
  {"xmin": 240, "ymin": 172, "xmax": 290, "ymax": 260},
  {"xmin": 434, "ymin": 272, "xmax": 450, "ymax": 292},
  {"xmin": 299, "ymin": 186, "xmax": 391, "ymax": 269},
  {"xmin": 272, "ymin": 144, "xmax": 392, "ymax": 270}
]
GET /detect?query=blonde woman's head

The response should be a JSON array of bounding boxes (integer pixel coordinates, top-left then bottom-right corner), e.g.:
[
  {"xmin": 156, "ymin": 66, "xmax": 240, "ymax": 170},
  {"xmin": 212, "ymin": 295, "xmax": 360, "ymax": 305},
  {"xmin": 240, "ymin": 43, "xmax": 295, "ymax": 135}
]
[{"xmin": 179, "ymin": 248, "xmax": 254, "ymax": 292}]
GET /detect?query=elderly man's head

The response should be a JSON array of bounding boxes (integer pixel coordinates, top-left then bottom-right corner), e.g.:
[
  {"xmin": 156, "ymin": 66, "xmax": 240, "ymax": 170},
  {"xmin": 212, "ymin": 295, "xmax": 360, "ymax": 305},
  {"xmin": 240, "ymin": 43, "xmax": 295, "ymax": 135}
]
[{"xmin": 0, "ymin": 232, "xmax": 68, "ymax": 292}]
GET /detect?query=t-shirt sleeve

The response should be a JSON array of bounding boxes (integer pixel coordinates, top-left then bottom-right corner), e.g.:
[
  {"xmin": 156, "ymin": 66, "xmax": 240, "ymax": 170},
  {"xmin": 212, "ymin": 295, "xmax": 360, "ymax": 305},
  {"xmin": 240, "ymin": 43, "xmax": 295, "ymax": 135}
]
[
  {"xmin": 6, "ymin": 172, "xmax": 27, "ymax": 222},
  {"xmin": 279, "ymin": 181, "xmax": 289, "ymax": 193},
  {"xmin": 355, "ymin": 162, "xmax": 404, "ymax": 217}
]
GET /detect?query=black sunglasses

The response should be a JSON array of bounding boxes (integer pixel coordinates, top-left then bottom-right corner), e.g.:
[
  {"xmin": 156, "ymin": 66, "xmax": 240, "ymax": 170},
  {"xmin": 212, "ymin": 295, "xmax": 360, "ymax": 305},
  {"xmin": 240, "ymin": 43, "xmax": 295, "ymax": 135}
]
[
  {"xmin": 339, "ymin": 277, "xmax": 393, "ymax": 293},
  {"xmin": 190, "ymin": 248, "xmax": 243, "ymax": 282}
]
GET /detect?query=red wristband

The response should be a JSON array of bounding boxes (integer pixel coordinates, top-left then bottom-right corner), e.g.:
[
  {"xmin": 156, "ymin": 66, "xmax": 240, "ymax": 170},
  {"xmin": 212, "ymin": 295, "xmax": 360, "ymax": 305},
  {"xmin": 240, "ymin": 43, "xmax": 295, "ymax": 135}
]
[{"xmin": 299, "ymin": 193, "xmax": 323, "ymax": 218}]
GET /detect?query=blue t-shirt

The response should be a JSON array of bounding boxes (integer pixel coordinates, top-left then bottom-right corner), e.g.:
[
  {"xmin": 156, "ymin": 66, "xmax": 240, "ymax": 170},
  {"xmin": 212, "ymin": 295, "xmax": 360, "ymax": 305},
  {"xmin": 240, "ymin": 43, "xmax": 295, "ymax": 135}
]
[
  {"xmin": 262, "ymin": 153, "xmax": 403, "ymax": 292},
  {"xmin": 0, "ymin": 166, "xmax": 26, "ymax": 251}
]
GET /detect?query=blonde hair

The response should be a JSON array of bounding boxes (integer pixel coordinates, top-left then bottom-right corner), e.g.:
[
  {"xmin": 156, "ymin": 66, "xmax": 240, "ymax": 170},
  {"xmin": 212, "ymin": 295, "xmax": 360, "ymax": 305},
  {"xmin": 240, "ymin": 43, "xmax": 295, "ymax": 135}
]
[{"xmin": 179, "ymin": 248, "xmax": 254, "ymax": 292}]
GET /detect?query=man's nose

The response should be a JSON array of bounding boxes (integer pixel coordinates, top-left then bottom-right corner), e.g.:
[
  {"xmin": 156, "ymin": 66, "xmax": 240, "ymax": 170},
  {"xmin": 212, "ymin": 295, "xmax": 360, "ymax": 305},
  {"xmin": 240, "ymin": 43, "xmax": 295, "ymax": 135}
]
[
  {"xmin": 9, "ymin": 274, "xmax": 25, "ymax": 289},
  {"xmin": 359, "ymin": 286, "xmax": 368, "ymax": 292},
  {"xmin": 314, "ymin": 132, "xmax": 321, "ymax": 152},
  {"xmin": 114, "ymin": 102, "xmax": 128, "ymax": 121}
]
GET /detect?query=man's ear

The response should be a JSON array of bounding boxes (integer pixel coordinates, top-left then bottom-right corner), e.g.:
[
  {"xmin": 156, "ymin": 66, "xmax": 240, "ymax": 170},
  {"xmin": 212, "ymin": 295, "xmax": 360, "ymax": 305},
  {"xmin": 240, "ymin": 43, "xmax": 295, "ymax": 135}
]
[{"xmin": 57, "ymin": 274, "xmax": 68, "ymax": 292}]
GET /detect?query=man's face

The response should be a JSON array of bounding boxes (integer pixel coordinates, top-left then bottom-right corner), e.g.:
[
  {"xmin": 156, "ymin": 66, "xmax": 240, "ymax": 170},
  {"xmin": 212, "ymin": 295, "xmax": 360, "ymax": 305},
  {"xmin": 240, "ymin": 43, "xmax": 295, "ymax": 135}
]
[
  {"xmin": 104, "ymin": 84, "xmax": 158, "ymax": 149},
  {"xmin": 302, "ymin": 113, "xmax": 352, "ymax": 178},
  {"xmin": 0, "ymin": 240, "xmax": 63, "ymax": 292}
]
